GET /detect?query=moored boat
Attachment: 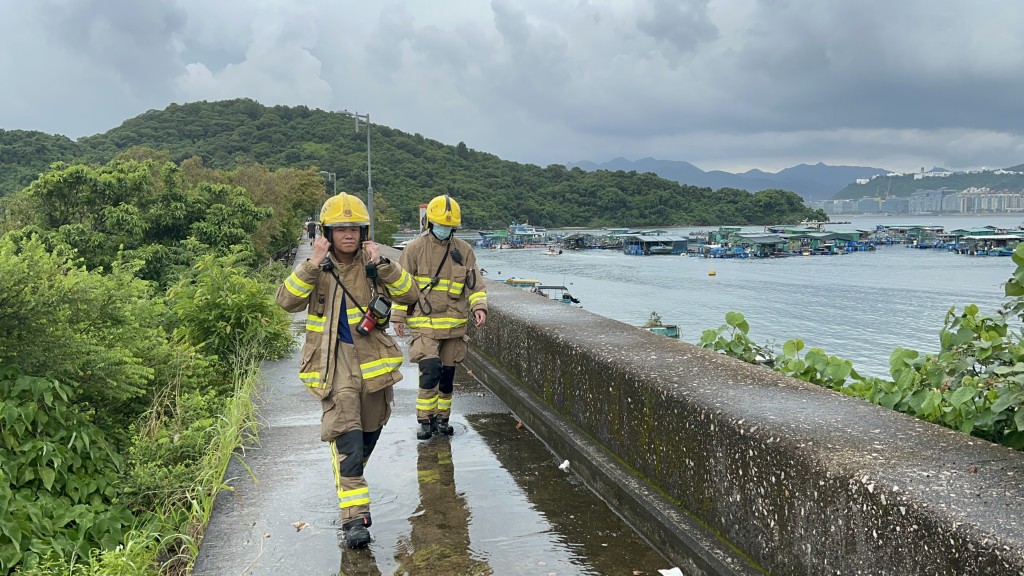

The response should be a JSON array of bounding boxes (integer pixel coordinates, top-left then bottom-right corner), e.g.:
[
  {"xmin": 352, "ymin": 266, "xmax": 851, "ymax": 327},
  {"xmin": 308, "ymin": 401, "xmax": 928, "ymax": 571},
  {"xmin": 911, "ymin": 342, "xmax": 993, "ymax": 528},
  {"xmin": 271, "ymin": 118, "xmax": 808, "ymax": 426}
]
[
  {"xmin": 639, "ymin": 312, "xmax": 680, "ymax": 338},
  {"xmin": 504, "ymin": 277, "xmax": 542, "ymax": 289},
  {"xmin": 504, "ymin": 277, "xmax": 582, "ymax": 305}
]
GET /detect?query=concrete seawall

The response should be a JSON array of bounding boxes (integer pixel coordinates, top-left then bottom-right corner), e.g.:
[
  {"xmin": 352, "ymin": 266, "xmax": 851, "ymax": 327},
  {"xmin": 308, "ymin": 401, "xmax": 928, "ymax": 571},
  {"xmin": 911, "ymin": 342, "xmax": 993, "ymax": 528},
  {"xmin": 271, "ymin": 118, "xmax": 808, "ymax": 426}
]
[{"xmin": 464, "ymin": 280, "xmax": 1024, "ymax": 575}]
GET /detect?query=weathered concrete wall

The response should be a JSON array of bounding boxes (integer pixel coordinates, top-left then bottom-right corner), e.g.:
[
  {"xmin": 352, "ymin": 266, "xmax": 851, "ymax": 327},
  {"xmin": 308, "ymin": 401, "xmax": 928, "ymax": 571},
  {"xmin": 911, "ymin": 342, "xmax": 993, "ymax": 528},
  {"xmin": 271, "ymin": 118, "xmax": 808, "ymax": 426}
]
[{"xmin": 465, "ymin": 281, "xmax": 1024, "ymax": 576}]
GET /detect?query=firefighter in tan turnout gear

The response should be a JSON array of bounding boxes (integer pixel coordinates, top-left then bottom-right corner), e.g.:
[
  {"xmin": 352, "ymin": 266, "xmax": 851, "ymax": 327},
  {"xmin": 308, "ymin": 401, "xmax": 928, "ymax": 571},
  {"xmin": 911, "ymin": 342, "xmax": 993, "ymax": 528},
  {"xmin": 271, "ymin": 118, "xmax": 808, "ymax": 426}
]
[
  {"xmin": 275, "ymin": 192, "xmax": 418, "ymax": 548},
  {"xmin": 392, "ymin": 194, "xmax": 488, "ymax": 440}
]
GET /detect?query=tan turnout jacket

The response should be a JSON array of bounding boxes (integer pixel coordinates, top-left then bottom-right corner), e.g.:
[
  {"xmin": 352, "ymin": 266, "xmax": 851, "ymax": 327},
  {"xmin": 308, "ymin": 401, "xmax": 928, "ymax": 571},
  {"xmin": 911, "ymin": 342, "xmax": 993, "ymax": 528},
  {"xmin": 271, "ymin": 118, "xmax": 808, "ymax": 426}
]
[
  {"xmin": 276, "ymin": 253, "xmax": 419, "ymax": 398},
  {"xmin": 392, "ymin": 233, "xmax": 487, "ymax": 339}
]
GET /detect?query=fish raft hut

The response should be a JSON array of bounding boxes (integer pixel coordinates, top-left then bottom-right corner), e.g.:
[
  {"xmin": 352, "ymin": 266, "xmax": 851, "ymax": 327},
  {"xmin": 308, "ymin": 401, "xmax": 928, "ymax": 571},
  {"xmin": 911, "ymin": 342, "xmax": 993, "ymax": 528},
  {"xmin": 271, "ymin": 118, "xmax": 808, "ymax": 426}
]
[{"xmin": 619, "ymin": 232, "xmax": 688, "ymax": 256}]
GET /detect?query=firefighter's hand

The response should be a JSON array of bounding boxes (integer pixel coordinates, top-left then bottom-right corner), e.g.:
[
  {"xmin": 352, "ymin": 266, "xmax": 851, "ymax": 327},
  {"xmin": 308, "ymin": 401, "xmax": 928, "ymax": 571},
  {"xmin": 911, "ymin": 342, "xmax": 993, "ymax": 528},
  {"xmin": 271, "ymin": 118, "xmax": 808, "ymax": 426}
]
[
  {"xmin": 393, "ymin": 322, "xmax": 406, "ymax": 337},
  {"xmin": 363, "ymin": 241, "xmax": 381, "ymax": 264},
  {"xmin": 474, "ymin": 309, "xmax": 487, "ymax": 327},
  {"xmin": 310, "ymin": 237, "xmax": 330, "ymax": 263}
]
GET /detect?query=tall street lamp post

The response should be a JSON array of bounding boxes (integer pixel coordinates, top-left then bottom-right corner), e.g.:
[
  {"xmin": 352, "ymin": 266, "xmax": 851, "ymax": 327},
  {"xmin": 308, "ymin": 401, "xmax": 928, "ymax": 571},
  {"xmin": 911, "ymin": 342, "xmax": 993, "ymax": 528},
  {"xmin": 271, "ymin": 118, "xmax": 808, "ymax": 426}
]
[
  {"xmin": 343, "ymin": 110, "xmax": 373, "ymax": 240},
  {"xmin": 319, "ymin": 171, "xmax": 336, "ymax": 195}
]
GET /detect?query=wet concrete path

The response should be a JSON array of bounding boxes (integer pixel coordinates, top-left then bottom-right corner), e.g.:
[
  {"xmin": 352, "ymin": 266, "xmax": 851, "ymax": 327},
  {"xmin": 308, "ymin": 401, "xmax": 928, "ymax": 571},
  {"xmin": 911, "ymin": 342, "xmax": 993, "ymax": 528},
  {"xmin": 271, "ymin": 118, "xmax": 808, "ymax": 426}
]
[{"xmin": 192, "ymin": 243, "xmax": 671, "ymax": 576}]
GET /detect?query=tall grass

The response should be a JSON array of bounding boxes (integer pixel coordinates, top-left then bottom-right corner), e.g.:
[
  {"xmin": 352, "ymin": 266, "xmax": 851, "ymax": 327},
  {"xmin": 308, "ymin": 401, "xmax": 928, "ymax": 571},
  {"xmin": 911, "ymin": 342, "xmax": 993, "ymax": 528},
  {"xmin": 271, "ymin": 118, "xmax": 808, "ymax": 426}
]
[{"xmin": 16, "ymin": 339, "xmax": 268, "ymax": 576}]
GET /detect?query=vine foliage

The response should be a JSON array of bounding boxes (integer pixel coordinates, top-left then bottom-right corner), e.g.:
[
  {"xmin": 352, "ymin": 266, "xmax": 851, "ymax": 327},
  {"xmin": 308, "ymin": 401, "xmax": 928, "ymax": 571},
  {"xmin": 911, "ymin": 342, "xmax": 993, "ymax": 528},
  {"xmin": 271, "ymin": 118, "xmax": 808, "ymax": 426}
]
[{"xmin": 700, "ymin": 245, "xmax": 1024, "ymax": 450}]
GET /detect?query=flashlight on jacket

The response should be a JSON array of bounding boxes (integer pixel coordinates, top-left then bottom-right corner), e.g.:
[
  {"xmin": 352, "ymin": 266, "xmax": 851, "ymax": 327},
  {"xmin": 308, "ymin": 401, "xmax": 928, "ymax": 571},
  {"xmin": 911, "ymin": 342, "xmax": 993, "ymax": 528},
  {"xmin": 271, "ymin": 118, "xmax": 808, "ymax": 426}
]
[{"xmin": 355, "ymin": 295, "xmax": 392, "ymax": 336}]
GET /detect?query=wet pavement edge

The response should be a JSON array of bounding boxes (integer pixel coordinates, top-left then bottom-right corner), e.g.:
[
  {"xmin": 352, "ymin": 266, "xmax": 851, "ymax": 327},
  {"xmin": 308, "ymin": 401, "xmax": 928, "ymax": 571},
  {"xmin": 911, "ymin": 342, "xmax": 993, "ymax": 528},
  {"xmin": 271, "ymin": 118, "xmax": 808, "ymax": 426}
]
[{"xmin": 463, "ymin": 350, "xmax": 763, "ymax": 576}]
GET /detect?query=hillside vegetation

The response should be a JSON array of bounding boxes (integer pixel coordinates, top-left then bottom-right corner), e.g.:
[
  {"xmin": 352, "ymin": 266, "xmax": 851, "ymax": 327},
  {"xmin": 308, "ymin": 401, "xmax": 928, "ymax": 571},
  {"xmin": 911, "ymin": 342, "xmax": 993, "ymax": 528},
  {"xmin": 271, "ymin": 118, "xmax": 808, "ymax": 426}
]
[
  {"xmin": 836, "ymin": 170, "xmax": 1024, "ymax": 200},
  {"xmin": 0, "ymin": 99, "xmax": 825, "ymax": 229},
  {"xmin": 0, "ymin": 154, "xmax": 309, "ymax": 574}
]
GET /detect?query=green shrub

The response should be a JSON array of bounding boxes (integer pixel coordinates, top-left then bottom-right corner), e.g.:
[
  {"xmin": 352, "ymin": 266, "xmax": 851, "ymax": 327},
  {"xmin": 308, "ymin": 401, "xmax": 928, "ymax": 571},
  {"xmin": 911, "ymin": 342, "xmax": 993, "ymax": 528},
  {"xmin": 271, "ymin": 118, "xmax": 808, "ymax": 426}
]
[
  {"xmin": 168, "ymin": 253, "xmax": 294, "ymax": 368},
  {"xmin": 0, "ymin": 368, "xmax": 133, "ymax": 573},
  {"xmin": 701, "ymin": 306, "xmax": 1024, "ymax": 450}
]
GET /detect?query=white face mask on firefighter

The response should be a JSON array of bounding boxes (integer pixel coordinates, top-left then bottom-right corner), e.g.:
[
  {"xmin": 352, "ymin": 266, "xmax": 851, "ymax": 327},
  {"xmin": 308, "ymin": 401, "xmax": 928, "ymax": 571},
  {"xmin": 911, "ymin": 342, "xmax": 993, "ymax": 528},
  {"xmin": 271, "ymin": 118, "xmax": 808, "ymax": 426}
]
[{"xmin": 432, "ymin": 225, "xmax": 453, "ymax": 240}]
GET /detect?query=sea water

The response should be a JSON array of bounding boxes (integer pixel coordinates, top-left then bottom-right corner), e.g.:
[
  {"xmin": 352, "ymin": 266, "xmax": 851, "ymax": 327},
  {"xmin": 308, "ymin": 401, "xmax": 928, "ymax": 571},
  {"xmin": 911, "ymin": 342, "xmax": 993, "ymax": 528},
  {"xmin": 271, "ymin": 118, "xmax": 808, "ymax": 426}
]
[{"xmin": 475, "ymin": 215, "xmax": 1021, "ymax": 378}]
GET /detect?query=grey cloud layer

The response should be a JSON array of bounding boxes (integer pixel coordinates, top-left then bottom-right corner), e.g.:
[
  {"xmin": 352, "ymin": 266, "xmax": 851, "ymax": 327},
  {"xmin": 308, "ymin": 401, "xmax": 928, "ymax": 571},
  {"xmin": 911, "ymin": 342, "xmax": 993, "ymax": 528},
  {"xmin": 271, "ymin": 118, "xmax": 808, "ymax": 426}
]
[{"xmin": 2, "ymin": 0, "xmax": 1022, "ymax": 172}]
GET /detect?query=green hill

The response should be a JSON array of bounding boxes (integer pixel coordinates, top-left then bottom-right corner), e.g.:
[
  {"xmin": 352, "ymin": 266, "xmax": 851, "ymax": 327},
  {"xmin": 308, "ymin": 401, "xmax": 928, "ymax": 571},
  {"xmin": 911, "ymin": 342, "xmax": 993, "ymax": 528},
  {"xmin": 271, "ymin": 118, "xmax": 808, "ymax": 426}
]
[
  {"xmin": 835, "ymin": 170, "xmax": 1024, "ymax": 200},
  {"xmin": 0, "ymin": 129, "xmax": 79, "ymax": 194},
  {"xmin": 0, "ymin": 99, "xmax": 824, "ymax": 228}
]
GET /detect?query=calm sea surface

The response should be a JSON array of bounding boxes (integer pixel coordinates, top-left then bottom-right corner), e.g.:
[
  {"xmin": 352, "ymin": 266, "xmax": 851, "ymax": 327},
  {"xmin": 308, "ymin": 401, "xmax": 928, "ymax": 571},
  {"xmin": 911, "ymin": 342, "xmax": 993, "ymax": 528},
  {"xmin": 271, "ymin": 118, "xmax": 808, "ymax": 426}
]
[{"xmin": 474, "ymin": 215, "xmax": 1023, "ymax": 378}]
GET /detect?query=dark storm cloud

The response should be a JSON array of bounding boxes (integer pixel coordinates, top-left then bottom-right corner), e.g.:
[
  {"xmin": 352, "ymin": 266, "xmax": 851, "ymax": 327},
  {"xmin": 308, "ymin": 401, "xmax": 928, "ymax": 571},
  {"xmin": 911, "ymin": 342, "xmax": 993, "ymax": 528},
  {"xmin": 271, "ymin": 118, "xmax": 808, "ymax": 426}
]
[
  {"xmin": 38, "ymin": 0, "xmax": 188, "ymax": 96},
  {"xmin": 729, "ymin": 0, "xmax": 1024, "ymax": 134},
  {"xmin": 635, "ymin": 0, "xmax": 718, "ymax": 55},
  {"xmin": 2, "ymin": 0, "xmax": 1023, "ymax": 172}
]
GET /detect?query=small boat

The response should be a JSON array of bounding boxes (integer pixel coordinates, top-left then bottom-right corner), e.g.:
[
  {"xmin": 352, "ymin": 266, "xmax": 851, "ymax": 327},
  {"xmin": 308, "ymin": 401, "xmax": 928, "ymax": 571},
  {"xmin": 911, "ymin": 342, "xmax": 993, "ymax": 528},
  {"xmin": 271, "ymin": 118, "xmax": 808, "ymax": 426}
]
[
  {"xmin": 708, "ymin": 270, "xmax": 717, "ymax": 276},
  {"xmin": 639, "ymin": 312, "xmax": 680, "ymax": 339},
  {"xmin": 536, "ymin": 285, "xmax": 581, "ymax": 305},
  {"xmin": 543, "ymin": 244, "xmax": 563, "ymax": 256},
  {"xmin": 504, "ymin": 277, "xmax": 542, "ymax": 289},
  {"xmin": 504, "ymin": 277, "xmax": 582, "ymax": 306}
]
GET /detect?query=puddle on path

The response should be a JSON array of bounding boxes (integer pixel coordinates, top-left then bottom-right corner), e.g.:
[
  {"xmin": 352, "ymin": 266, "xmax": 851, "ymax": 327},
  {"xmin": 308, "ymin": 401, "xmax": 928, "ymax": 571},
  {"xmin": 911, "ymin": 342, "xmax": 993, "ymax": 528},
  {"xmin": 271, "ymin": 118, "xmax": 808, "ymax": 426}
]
[{"xmin": 335, "ymin": 376, "xmax": 670, "ymax": 576}]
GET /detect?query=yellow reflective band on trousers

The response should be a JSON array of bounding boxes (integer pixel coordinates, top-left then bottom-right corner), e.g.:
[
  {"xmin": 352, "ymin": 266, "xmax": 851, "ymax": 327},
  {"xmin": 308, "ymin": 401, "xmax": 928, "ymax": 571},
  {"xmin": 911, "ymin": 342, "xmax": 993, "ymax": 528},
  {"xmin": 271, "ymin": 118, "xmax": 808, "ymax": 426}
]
[
  {"xmin": 285, "ymin": 272, "xmax": 314, "ymax": 298},
  {"xmin": 406, "ymin": 316, "xmax": 468, "ymax": 330},
  {"xmin": 338, "ymin": 486, "xmax": 370, "ymax": 509},
  {"xmin": 361, "ymin": 355, "xmax": 403, "ymax": 379},
  {"xmin": 386, "ymin": 269, "xmax": 414, "ymax": 296},
  {"xmin": 299, "ymin": 371, "xmax": 321, "ymax": 388},
  {"xmin": 306, "ymin": 314, "xmax": 326, "ymax": 332},
  {"xmin": 438, "ymin": 397, "xmax": 452, "ymax": 411},
  {"xmin": 417, "ymin": 396, "xmax": 437, "ymax": 412},
  {"xmin": 469, "ymin": 291, "xmax": 487, "ymax": 306}
]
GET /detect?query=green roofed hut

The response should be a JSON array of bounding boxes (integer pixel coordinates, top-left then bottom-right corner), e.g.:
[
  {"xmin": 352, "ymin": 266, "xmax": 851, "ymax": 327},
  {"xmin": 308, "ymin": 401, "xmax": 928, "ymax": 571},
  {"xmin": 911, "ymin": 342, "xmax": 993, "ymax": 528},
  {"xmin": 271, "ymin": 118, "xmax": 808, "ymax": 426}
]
[
  {"xmin": 733, "ymin": 233, "xmax": 790, "ymax": 257},
  {"xmin": 620, "ymin": 232, "xmax": 688, "ymax": 256}
]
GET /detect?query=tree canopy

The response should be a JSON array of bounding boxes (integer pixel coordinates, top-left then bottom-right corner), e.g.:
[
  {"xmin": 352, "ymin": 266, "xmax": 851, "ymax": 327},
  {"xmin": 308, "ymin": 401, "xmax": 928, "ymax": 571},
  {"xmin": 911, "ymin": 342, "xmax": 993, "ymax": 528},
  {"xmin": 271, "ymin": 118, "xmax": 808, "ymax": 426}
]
[{"xmin": 0, "ymin": 99, "xmax": 826, "ymax": 229}]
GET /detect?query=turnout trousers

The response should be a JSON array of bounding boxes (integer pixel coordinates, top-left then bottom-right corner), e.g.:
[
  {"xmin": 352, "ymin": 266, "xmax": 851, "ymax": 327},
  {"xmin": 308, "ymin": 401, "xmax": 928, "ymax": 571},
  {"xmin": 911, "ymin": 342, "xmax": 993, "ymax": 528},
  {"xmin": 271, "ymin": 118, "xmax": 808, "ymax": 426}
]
[
  {"xmin": 411, "ymin": 335, "xmax": 467, "ymax": 423},
  {"xmin": 322, "ymin": 342, "xmax": 393, "ymax": 525}
]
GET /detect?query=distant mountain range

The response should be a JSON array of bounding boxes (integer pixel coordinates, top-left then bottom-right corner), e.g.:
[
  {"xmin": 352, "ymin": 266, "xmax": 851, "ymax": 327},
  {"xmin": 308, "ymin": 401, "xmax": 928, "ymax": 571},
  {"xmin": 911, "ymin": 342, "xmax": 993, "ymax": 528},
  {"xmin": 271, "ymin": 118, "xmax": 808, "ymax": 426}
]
[{"xmin": 567, "ymin": 157, "xmax": 892, "ymax": 202}]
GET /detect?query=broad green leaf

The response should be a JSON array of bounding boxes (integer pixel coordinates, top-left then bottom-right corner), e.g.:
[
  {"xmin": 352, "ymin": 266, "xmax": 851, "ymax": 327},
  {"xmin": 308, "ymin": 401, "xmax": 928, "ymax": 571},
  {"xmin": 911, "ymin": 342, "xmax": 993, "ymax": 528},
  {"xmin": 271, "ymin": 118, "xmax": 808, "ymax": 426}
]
[
  {"xmin": 948, "ymin": 385, "xmax": 978, "ymax": 407},
  {"xmin": 1012, "ymin": 243, "xmax": 1024, "ymax": 266},
  {"xmin": 782, "ymin": 339, "xmax": 803, "ymax": 357},
  {"xmin": 827, "ymin": 360, "xmax": 853, "ymax": 382},
  {"xmin": 725, "ymin": 311, "xmax": 745, "ymax": 328},
  {"xmin": 40, "ymin": 467, "xmax": 55, "ymax": 491},
  {"xmin": 879, "ymin": 391, "xmax": 902, "ymax": 410}
]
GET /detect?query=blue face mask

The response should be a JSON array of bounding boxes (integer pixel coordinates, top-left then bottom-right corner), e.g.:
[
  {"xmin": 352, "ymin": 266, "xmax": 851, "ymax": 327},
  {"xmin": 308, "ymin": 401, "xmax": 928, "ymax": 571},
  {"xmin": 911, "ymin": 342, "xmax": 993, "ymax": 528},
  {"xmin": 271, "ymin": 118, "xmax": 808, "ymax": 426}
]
[{"xmin": 432, "ymin": 225, "xmax": 454, "ymax": 240}]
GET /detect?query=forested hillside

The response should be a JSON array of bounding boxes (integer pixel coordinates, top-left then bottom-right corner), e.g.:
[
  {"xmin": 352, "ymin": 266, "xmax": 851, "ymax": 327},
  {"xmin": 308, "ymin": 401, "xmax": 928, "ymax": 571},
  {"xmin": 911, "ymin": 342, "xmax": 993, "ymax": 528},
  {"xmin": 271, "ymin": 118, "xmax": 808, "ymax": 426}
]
[
  {"xmin": 1, "ymin": 99, "xmax": 825, "ymax": 228},
  {"xmin": 835, "ymin": 170, "xmax": 1024, "ymax": 199},
  {"xmin": 0, "ymin": 130, "xmax": 78, "ymax": 195}
]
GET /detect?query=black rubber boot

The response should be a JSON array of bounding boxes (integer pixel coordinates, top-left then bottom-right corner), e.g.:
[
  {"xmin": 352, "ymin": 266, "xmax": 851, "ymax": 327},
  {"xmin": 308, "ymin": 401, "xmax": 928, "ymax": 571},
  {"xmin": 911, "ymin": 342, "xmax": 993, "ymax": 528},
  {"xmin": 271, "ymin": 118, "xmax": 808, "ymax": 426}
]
[
  {"xmin": 416, "ymin": 420, "xmax": 433, "ymax": 440},
  {"xmin": 343, "ymin": 517, "xmax": 371, "ymax": 548},
  {"xmin": 434, "ymin": 417, "xmax": 454, "ymax": 436}
]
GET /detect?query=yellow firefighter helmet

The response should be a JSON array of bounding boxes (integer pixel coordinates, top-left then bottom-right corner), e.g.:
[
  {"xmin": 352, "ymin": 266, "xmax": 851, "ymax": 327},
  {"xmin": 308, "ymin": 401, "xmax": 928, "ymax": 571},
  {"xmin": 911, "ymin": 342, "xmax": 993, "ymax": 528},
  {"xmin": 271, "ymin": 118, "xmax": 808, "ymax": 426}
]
[
  {"xmin": 426, "ymin": 194, "xmax": 461, "ymax": 227},
  {"xmin": 320, "ymin": 193, "xmax": 370, "ymax": 227}
]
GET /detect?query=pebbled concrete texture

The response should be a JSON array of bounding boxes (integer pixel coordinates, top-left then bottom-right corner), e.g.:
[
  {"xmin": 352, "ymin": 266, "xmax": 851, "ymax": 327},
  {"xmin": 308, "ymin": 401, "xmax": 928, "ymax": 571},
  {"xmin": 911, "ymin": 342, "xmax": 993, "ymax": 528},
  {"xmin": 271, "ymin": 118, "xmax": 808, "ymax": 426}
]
[{"xmin": 466, "ymin": 279, "xmax": 1024, "ymax": 576}]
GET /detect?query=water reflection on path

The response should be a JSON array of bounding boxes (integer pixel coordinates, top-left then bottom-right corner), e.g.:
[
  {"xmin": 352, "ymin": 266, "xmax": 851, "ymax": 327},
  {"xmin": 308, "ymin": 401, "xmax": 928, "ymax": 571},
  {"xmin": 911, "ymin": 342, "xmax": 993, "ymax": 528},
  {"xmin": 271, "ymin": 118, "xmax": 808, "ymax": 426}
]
[{"xmin": 339, "ymin": 374, "xmax": 668, "ymax": 575}]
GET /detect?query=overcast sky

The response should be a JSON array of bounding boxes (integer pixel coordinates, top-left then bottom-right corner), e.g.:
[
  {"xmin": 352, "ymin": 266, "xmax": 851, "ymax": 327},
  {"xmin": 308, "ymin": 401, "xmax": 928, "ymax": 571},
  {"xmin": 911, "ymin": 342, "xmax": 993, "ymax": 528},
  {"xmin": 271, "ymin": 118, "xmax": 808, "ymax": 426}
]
[{"xmin": 2, "ymin": 0, "xmax": 1022, "ymax": 174}]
